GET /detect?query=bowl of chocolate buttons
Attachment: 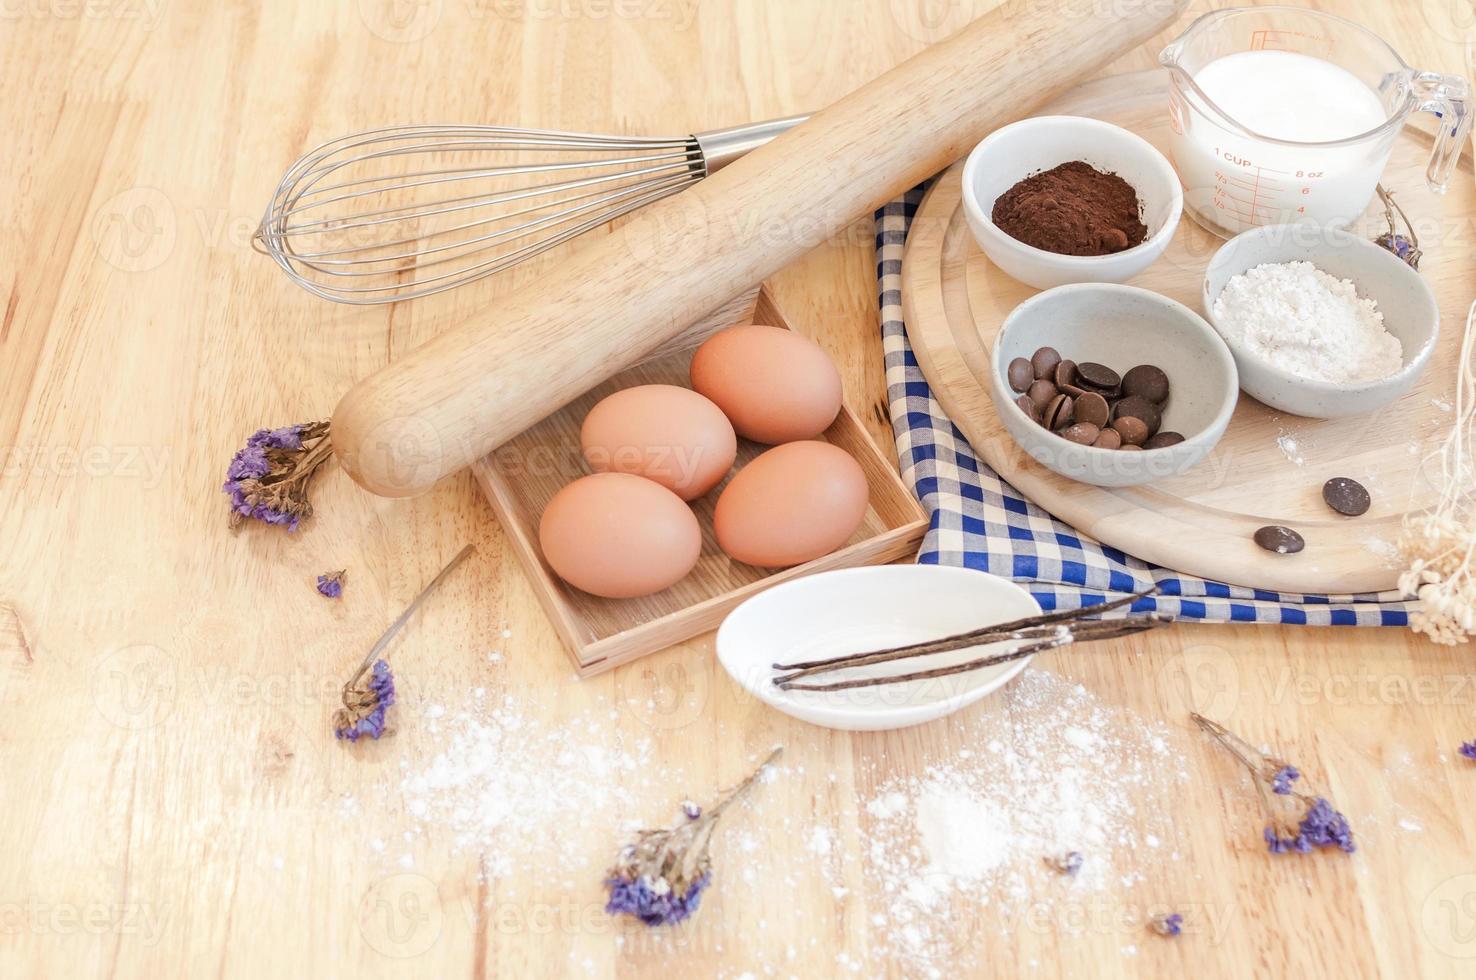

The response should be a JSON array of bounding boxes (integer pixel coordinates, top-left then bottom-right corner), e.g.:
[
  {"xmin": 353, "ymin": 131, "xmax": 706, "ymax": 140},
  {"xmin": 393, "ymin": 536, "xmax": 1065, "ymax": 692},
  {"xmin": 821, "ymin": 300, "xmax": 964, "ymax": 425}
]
[{"xmin": 990, "ymin": 283, "xmax": 1239, "ymax": 488}]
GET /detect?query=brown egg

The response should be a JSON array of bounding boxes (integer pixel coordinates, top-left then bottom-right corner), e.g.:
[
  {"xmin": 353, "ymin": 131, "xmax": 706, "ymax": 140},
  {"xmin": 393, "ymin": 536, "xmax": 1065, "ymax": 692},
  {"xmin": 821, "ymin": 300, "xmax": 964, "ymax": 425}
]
[
  {"xmin": 580, "ymin": 385, "xmax": 737, "ymax": 500},
  {"xmin": 690, "ymin": 324, "xmax": 844, "ymax": 444},
  {"xmin": 539, "ymin": 473, "xmax": 701, "ymax": 598},
  {"xmin": 714, "ymin": 441, "xmax": 869, "ymax": 568}
]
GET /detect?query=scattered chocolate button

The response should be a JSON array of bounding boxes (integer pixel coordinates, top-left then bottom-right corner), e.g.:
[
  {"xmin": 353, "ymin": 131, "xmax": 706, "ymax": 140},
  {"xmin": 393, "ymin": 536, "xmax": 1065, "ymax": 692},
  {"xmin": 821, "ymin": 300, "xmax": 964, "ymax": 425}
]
[
  {"xmin": 1075, "ymin": 391, "xmax": 1110, "ymax": 428},
  {"xmin": 1113, "ymin": 395, "xmax": 1162, "ymax": 437},
  {"xmin": 1054, "ymin": 359, "xmax": 1077, "ymax": 389},
  {"xmin": 1092, "ymin": 427, "xmax": 1122, "ymax": 450},
  {"xmin": 1111, "ymin": 415, "xmax": 1148, "ymax": 446},
  {"xmin": 1027, "ymin": 379, "xmax": 1058, "ymax": 411},
  {"xmin": 1063, "ymin": 422, "xmax": 1099, "ymax": 445},
  {"xmin": 1043, "ymin": 393, "xmax": 1074, "ymax": 431},
  {"xmin": 1122, "ymin": 364, "xmax": 1170, "ymax": 404},
  {"xmin": 1031, "ymin": 346, "xmax": 1062, "ymax": 380},
  {"xmin": 1008, "ymin": 357, "xmax": 1035, "ymax": 393},
  {"xmin": 1142, "ymin": 431, "xmax": 1185, "ymax": 450},
  {"xmin": 1015, "ymin": 394, "xmax": 1040, "ymax": 423},
  {"xmin": 1061, "ymin": 383, "xmax": 1087, "ymax": 399},
  {"xmin": 1076, "ymin": 361, "xmax": 1122, "ymax": 392},
  {"xmin": 1254, "ymin": 525, "xmax": 1305, "ymax": 555},
  {"xmin": 1322, "ymin": 477, "xmax": 1371, "ymax": 517}
]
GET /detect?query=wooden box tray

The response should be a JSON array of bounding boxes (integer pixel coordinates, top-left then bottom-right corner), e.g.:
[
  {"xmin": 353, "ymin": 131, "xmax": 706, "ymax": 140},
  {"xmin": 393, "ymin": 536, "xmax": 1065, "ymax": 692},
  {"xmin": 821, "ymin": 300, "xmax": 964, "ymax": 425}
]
[
  {"xmin": 473, "ymin": 287, "xmax": 928, "ymax": 676},
  {"xmin": 902, "ymin": 70, "xmax": 1474, "ymax": 595}
]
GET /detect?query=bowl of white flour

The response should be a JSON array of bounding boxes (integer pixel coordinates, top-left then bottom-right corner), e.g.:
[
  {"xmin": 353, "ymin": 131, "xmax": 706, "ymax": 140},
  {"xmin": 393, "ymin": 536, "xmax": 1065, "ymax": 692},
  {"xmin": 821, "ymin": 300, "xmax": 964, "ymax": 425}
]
[{"xmin": 1203, "ymin": 224, "xmax": 1439, "ymax": 418}]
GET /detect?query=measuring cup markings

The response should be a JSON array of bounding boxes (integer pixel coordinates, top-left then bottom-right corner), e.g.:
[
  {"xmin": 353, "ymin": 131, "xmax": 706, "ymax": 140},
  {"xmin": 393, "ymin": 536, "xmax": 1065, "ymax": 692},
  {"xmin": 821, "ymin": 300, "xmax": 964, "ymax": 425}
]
[{"xmin": 1161, "ymin": 7, "xmax": 1473, "ymax": 238}]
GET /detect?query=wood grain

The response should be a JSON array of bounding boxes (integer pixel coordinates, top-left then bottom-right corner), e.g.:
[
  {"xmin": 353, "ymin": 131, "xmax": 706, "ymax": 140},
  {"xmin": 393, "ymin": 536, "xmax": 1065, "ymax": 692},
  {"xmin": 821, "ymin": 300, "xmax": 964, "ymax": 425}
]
[
  {"xmin": 1, "ymin": 2, "xmax": 1475, "ymax": 978},
  {"xmin": 329, "ymin": 0, "xmax": 1190, "ymax": 497},
  {"xmin": 474, "ymin": 286, "xmax": 927, "ymax": 676},
  {"xmin": 903, "ymin": 70, "xmax": 1476, "ymax": 594}
]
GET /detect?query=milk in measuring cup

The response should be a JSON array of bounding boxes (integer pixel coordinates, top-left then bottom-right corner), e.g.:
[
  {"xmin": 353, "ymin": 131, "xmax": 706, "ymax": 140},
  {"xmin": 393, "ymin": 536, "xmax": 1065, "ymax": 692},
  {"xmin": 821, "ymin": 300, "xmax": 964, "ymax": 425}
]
[{"xmin": 1171, "ymin": 50, "xmax": 1390, "ymax": 235}]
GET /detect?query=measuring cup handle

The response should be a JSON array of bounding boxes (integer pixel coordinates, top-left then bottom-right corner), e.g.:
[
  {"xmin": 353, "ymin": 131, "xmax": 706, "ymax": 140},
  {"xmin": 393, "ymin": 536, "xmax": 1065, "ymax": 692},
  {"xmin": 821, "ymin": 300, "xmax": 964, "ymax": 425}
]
[{"xmin": 1411, "ymin": 70, "xmax": 1474, "ymax": 194}]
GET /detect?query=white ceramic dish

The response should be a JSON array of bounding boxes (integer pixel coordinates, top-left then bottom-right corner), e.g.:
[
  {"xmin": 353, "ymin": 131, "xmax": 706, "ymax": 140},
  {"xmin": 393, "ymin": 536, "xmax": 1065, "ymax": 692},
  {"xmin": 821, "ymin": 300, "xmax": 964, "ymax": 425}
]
[
  {"xmin": 715, "ymin": 565, "xmax": 1040, "ymax": 732},
  {"xmin": 1202, "ymin": 224, "xmax": 1440, "ymax": 418},
  {"xmin": 961, "ymin": 115, "xmax": 1183, "ymax": 289},
  {"xmin": 989, "ymin": 283, "xmax": 1239, "ymax": 488}
]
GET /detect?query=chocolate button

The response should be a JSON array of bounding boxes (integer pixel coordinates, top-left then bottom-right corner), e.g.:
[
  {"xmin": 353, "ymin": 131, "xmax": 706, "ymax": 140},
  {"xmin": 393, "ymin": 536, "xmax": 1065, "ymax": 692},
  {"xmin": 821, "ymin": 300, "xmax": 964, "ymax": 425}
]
[
  {"xmin": 1113, "ymin": 395, "xmax": 1162, "ymax": 436},
  {"xmin": 1063, "ymin": 422, "xmax": 1099, "ymax": 445},
  {"xmin": 1027, "ymin": 379, "xmax": 1058, "ymax": 411},
  {"xmin": 1092, "ymin": 428, "xmax": 1122, "ymax": 450},
  {"xmin": 1043, "ymin": 393, "xmax": 1074, "ymax": 431},
  {"xmin": 1111, "ymin": 416, "xmax": 1148, "ymax": 446},
  {"xmin": 1143, "ymin": 431, "xmax": 1185, "ymax": 450},
  {"xmin": 1122, "ymin": 365, "xmax": 1170, "ymax": 404},
  {"xmin": 1054, "ymin": 359, "xmax": 1077, "ymax": 389},
  {"xmin": 1254, "ymin": 525, "xmax": 1305, "ymax": 555},
  {"xmin": 1075, "ymin": 391, "xmax": 1110, "ymax": 428},
  {"xmin": 1015, "ymin": 394, "xmax": 1040, "ymax": 423},
  {"xmin": 1008, "ymin": 357, "xmax": 1034, "ymax": 393},
  {"xmin": 1322, "ymin": 477, "xmax": 1371, "ymax": 517},
  {"xmin": 1076, "ymin": 361, "xmax": 1122, "ymax": 392},
  {"xmin": 1031, "ymin": 346, "xmax": 1062, "ymax": 380}
]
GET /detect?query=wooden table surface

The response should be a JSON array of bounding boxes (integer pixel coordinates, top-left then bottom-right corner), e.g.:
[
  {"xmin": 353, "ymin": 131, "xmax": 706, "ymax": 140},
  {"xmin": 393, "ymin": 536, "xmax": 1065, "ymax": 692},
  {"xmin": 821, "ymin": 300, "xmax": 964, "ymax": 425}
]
[{"xmin": 3, "ymin": 1, "xmax": 1475, "ymax": 977}]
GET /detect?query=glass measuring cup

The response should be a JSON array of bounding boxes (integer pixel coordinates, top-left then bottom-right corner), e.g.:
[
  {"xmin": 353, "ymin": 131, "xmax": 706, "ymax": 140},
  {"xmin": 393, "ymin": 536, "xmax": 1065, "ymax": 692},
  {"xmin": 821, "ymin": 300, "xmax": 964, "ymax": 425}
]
[{"xmin": 1160, "ymin": 6, "xmax": 1472, "ymax": 238}]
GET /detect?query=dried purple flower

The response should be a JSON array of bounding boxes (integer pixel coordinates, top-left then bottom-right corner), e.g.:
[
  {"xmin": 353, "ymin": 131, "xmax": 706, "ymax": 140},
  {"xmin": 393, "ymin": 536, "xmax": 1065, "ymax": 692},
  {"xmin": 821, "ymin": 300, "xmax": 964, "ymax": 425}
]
[
  {"xmin": 1045, "ymin": 851, "xmax": 1084, "ymax": 876},
  {"xmin": 605, "ymin": 748, "xmax": 783, "ymax": 928},
  {"xmin": 334, "ymin": 660, "xmax": 395, "ymax": 741},
  {"xmin": 1373, "ymin": 185, "xmax": 1421, "ymax": 270},
  {"xmin": 681, "ymin": 800, "xmax": 702, "ymax": 820},
  {"xmin": 332, "ymin": 545, "xmax": 475, "ymax": 744},
  {"xmin": 223, "ymin": 420, "xmax": 333, "ymax": 531},
  {"xmin": 317, "ymin": 569, "xmax": 346, "ymax": 599},
  {"xmin": 1459, "ymin": 741, "xmax": 1476, "ymax": 761},
  {"xmin": 1150, "ymin": 912, "xmax": 1183, "ymax": 937},
  {"xmin": 1192, "ymin": 713, "xmax": 1355, "ymax": 858}
]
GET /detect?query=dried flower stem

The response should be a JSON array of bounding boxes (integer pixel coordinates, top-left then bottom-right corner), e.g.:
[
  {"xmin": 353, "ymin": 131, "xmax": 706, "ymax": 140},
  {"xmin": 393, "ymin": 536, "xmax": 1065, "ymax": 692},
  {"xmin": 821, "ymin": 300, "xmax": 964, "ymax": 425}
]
[
  {"xmin": 343, "ymin": 544, "xmax": 476, "ymax": 688},
  {"xmin": 1399, "ymin": 301, "xmax": 1476, "ymax": 643}
]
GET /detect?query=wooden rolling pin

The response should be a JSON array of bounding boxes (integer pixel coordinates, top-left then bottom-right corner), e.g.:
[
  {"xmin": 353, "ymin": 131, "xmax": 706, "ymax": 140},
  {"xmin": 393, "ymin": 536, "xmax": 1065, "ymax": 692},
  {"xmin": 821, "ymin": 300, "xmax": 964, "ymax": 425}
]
[{"xmin": 333, "ymin": 0, "xmax": 1189, "ymax": 497}]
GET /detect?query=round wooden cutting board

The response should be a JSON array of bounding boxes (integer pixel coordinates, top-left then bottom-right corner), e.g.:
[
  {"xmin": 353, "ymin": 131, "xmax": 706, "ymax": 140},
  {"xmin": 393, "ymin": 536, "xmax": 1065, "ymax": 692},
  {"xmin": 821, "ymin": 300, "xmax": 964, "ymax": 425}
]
[{"xmin": 902, "ymin": 71, "xmax": 1475, "ymax": 594}]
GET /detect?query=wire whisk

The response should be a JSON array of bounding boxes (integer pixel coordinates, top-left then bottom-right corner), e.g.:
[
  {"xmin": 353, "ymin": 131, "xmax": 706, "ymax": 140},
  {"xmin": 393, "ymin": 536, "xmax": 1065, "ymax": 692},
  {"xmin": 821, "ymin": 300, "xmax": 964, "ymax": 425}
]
[{"xmin": 254, "ymin": 116, "xmax": 805, "ymax": 305}]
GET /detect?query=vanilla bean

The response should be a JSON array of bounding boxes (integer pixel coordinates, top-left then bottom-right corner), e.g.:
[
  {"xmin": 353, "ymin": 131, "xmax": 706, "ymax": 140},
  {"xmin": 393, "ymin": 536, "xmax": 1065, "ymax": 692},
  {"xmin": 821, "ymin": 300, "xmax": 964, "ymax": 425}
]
[
  {"xmin": 770, "ymin": 588, "xmax": 1155, "ymax": 674},
  {"xmin": 775, "ymin": 618, "xmax": 1165, "ymax": 692},
  {"xmin": 771, "ymin": 615, "xmax": 1161, "ymax": 686}
]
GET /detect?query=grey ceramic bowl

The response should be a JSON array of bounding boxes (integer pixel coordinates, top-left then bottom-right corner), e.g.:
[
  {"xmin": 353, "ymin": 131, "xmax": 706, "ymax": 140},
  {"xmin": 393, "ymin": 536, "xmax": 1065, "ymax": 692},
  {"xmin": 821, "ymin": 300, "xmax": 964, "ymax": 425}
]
[
  {"xmin": 1202, "ymin": 225, "xmax": 1439, "ymax": 418},
  {"xmin": 990, "ymin": 284, "xmax": 1239, "ymax": 488}
]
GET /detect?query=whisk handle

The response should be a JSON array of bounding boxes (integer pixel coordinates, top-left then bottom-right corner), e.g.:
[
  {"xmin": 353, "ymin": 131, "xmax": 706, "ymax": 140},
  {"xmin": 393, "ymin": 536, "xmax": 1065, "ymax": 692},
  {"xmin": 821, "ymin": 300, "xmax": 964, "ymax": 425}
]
[
  {"xmin": 332, "ymin": 0, "xmax": 1190, "ymax": 498},
  {"xmin": 695, "ymin": 115, "xmax": 811, "ymax": 175}
]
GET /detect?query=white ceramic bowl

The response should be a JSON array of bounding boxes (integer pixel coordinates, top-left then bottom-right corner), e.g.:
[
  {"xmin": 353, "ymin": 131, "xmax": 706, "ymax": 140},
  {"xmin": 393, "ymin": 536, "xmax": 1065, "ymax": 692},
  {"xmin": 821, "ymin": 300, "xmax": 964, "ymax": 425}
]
[
  {"xmin": 1202, "ymin": 224, "xmax": 1440, "ymax": 418},
  {"xmin": 715, "ymin": 565, "xmax": 1040, "ymax": 732},
  {"xmin": 989, "ymin": 283, "xmax": 1238, "ymax": 488},
  {"xmin": 962, "ymin": 115, "xmax": 1183, "ymax": 289}
]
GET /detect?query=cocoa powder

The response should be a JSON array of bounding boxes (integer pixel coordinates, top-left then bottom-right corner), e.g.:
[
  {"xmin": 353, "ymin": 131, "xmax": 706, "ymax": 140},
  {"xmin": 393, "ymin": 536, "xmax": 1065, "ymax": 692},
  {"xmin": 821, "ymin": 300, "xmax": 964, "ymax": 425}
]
[{"xmin": 991, "ymin": 161, "xmax": 1147, "ymax": 256}]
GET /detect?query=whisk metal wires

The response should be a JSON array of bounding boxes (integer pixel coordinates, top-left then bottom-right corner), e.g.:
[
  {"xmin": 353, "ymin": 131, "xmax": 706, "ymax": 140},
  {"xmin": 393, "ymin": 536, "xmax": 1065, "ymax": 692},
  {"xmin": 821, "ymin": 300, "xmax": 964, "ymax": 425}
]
[{"xmin": 254, "ymin": 116, "xmax": 804, "ymax": 304}]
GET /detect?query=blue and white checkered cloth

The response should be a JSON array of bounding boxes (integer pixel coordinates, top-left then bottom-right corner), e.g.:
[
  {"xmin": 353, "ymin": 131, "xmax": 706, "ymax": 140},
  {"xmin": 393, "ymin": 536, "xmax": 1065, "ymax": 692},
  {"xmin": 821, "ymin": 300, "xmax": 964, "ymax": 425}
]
[{"xmin": 876, "ymin": 186, "xmax": 1414, "ymax": 626}]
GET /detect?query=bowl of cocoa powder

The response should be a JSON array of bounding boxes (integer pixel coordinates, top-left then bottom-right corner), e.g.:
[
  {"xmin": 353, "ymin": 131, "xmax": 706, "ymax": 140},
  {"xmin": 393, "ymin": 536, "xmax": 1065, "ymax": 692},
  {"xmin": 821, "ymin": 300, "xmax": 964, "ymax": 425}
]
[{"xmin": 962, "ymin": 115, "xmax": 1182, "ymax": 290}]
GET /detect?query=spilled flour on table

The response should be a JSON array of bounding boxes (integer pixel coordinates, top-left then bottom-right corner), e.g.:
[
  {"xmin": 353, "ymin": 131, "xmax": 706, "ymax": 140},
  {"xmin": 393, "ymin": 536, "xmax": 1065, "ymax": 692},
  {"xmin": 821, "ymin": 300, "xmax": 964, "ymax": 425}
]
[{"xmin": 856, "ymin": 669, "xmax": 1189, "ymax": 975}]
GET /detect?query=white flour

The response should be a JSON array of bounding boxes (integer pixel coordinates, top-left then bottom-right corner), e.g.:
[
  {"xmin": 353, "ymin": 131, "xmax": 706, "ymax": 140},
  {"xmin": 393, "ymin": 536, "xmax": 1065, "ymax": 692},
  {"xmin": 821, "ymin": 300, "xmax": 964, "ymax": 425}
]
[
  {"xmin": 1213, "ymin": 260, "xmax": 1402, "ymax": 384},
  {"xmin": 857, "ymin": 669, "xmax": 1189, "ymax": 974}
]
